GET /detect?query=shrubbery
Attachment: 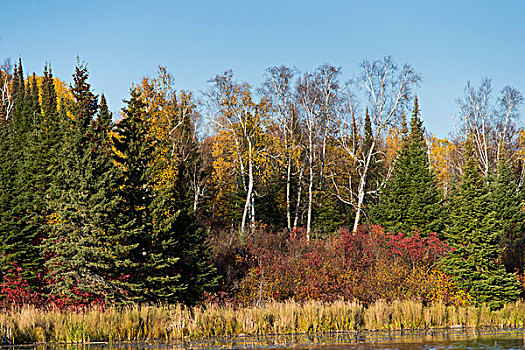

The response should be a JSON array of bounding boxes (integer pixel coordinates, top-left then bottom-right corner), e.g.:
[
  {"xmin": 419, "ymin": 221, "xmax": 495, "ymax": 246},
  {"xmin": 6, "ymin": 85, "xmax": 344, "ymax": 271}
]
[{"xmin": 228, "ymin": 225, "xmax": 470, "ymax": 305}]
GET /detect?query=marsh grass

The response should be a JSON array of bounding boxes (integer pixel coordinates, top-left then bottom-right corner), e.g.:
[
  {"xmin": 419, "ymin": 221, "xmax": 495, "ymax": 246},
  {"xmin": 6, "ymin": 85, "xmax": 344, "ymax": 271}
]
[{"xmin": 0, "ymin": 300, "xmax": 523, "ymax": 344}]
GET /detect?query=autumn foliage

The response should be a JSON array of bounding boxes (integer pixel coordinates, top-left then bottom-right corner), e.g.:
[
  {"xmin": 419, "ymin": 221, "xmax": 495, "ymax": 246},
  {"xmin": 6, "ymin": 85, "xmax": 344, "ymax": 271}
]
[
  {"xmin": 234, "ymin": 225, "xmax": 469, "ymax": 306},
  {"xmin": 1, "ymin": 57, "xmax": 524, "ymax": 311}
]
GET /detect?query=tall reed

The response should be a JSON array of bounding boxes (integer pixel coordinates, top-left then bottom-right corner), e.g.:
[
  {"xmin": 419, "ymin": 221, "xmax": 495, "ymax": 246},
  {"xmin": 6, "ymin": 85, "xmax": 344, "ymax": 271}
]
[{"xmin": 0, "ymin": 300, "xmax": 523, "ymax": 344}]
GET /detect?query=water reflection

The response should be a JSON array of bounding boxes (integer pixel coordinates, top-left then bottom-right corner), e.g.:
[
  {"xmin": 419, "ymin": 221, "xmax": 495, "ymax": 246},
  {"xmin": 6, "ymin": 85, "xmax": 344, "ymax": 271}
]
[{"xmin": 11, "ymin": 329, "xmax": 525, "ymax": 350}]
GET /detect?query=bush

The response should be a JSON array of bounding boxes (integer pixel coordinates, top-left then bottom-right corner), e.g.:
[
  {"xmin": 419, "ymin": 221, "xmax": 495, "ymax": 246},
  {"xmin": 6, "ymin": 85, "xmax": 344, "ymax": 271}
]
[{"xmin": 236, "ymin": 225, "xmax": 469, "ymax": 305}]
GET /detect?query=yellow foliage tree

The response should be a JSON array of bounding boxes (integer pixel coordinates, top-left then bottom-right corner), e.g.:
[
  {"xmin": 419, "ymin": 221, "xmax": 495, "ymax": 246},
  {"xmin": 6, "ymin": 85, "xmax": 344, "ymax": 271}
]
[{"xmin": 208, "ymin": 70, "xmax": 270, "ymax": 234}]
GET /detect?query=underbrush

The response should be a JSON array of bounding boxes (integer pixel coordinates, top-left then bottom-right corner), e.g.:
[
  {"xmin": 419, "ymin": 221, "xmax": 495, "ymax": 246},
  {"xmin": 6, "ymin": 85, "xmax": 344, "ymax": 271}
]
[{"xmin": 214, "ymin": 225, "xmax": 469, "ymax": 305}]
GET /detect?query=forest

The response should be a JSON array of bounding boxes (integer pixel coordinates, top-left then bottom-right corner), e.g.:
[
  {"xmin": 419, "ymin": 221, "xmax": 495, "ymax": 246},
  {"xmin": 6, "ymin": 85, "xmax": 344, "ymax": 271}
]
[{"xmin": 0, "ymin": 55, "xmax": 524, "ymax": 311}]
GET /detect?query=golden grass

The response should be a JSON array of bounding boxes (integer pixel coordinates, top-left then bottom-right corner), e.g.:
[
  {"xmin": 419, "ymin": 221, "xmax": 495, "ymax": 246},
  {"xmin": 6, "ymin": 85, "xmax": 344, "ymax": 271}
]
[{"xmin": 0, "ymin": 300, "xmax": 523, "ymax": 344}]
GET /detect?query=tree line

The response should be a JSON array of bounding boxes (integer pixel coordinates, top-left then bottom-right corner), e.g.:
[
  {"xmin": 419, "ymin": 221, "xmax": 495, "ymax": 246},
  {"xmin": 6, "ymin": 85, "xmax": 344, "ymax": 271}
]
[{"xmin": 0, "ymin": 56, "xmax": 524, "ymax": 309}]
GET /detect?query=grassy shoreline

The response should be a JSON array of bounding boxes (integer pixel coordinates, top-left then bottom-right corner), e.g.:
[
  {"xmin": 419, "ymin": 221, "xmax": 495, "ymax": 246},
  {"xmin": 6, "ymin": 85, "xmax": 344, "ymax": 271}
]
[{"xmin": 1, "ymin": 300, "xmax": 524, "ymax": 344}]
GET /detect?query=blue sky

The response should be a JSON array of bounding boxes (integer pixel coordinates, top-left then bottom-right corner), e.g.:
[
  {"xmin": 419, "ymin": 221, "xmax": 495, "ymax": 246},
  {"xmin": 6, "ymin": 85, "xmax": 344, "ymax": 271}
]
[{"xmin": 1, "ymin": 0, "xmax": 524, "ymax": 137}]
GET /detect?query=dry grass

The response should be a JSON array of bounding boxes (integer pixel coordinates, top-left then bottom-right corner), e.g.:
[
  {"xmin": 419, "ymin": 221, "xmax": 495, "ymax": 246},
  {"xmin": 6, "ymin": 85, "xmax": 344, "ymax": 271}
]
[{"xmin": 0, "ymin": 300, "xmax": 523, "ymax": 344}]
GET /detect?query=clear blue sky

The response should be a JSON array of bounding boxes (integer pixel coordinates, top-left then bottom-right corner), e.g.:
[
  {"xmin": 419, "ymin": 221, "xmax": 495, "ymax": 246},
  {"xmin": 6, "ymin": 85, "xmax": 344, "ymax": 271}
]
[{"xmin": 1, "ymin": 0, "xmax": 524, "ymax": 137}]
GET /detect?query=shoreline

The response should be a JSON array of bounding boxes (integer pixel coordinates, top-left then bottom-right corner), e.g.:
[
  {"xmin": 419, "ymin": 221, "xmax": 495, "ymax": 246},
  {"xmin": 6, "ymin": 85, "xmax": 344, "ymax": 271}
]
[
  {"xmin": 7, "ymin": 328, "xmax": 525, "ymax": 349},
  {"xmin": 1, "ymin": 300, "xmax": 524, "ymax": 344}
]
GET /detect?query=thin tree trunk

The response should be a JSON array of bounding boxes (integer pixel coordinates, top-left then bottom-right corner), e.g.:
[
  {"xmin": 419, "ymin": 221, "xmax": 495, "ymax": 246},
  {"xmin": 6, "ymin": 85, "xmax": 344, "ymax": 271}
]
[
  {"xmin": 353, "ymin": 141, "xmax": 374, "ymax": 233},
  {"xmin": 293, "ymin": 162, "xmax": 305, "ymax": 229},
  {"xmin": 306, "ymin": 134, "xmax": 314, "ymax": 240},
  {"xmin": 286, "ymin": 155, "xmax": 292, "ymax": 231},
  {"xmin": 241, "ymin": 140, "xmax": 254, "ymax": 235},
  {"xmin": 319, "ymin": 122, "xmax": 329, "ymax": 190}
]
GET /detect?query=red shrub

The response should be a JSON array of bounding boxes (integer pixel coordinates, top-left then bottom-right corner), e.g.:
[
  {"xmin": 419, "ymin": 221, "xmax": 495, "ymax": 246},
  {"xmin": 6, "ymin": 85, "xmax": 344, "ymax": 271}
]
[
  {"xmin": 236, "ymin": 225, "xmax": 461, "ymax": 304},
  {"xmin": 0, "ymin": 263, "xmax": 44, "ymax": 307}
]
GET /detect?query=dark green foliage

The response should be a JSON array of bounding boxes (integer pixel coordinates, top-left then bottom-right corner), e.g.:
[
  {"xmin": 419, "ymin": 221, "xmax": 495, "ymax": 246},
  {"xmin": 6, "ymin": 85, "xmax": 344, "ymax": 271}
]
[
  {"xmin": 95, "ymin": 94, "xmax": 112, "ymax": 134},
  {"xmin": 372, "ymin": 97, "xmax": 444, "ymax": 234},
  {"xmin": 255, "ymin": 173, "xmax": 287, "ymax": 229},
  {"xmin": 111, "ymin": 89, "xmax": 154, "ymax": 302},
  {"xmin": 489, "ymin": 162, "xmax": 525, "ymax": 275},
  {"xmin": 113, "ymin": 89, "xmax": 218, "ymax": 304},
  {"xmin": 362, "ymin": 107, "xmax": 380, "ymax": 206},
  {"xmin": 44, "ymin": 61, "xmax": 128, "ymax": 304},
  {"xmin": 11, "ymin": 59, "xmax": 25, "ymax": 127},
  {"xmin": 28, "ymin": 73, "xmax": 41, "ymax": 121},
  {"xmin": 41, "ymin": 64, "xmax": 58, "ymax": 121},
  {"xmin": 314, "ymin": 192, "xmax": 346, "ymax": 235},
  {"xmin": 0, "ymin": 59, "xmax": 47, "ymax": 292},
  {"xmin": 148, "ymin": 161, "xmax": 218, "ymax": 304},
  {"xmin": 441, "ymin": 143, "xmax": 521, "ymax": 309}
]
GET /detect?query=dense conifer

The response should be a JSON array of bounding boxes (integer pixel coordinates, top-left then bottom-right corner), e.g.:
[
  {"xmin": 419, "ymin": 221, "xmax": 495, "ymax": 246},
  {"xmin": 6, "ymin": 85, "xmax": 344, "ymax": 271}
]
[
  {"xmin": 41, "ymin": 64, "xmax": 58, "ymax": 121},
  {"xmin": 372, "ymin": 97, "xmax": 443, "ymax": 234},
  {"xmin": 362, "ymin": 107, "xmax": 380, "ymax": 207},
  {"xmin": 44, "ymin": 61, "xmax": 127, "ymax": 303},
  {"xmin": 111, "ymin": 89, "xmax": 153, "ymax": 302},
  {"xmin": 441, "ymin": 142, "xmax": 521, "ymax": 309},
  {"xmin": 489, "ymin": 162, "xmax": 525, "ymax": 274},
  {"xmin": 0, "ymin": 60, "xmax": 47, "ymax": 289},
  {"xmin": 113, "ymin": 89, "xmax": 218, "ymax": 304}
]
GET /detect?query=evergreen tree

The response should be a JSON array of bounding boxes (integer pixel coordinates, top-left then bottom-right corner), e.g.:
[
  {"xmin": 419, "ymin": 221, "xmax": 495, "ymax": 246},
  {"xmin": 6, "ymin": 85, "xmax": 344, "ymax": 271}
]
[
  {"xmin": 44, "ymin": 61, "xmax": 128, "ymax": 304},
  {"xmin": 147, "ymin": 160, "xmax": 218, "ymax": 304},
  {"xmin": 0, "ymin": 118, "xmax": 16, "ymax": 276},
  {"xmin": 361, "ymin": 107, "xmax": 380, "ymax": 208},
  {"xmin": 372, "ymin": 97, "xmax": 443, "ymax": 234},
  {"xmin": 489, "ymin": 161, "xmax": 525, "ymax": 274},
  {"xmin": 95, "ymin": 94, "xmax": 112, "ymax": 134},
  {"xmin": 11, "ymin": 59, "xmax": 25, "ymax": 129},
  {"xmin": 28, "ymin": 73, "xmax": 41, "ymax": 122},
  {"xmin": 112, "ymin": 89, "xmax": 155, "ymax": 302},
  {"xmin": 441, "ymin": 141, "xmax": 521, "ymax": 309},
  {"xmin": 113, "ymin": 88, "xmax": 218, "ymax": 304},
  {"xmin": 0, "ymin": 60, "xmax": 46, "ymax": 292},
  {"xmin": 39, "ymin": 64, "xmax": 62, "ymax": 195},
  {"xmin": 41, "ymin": 64, "xmax": 58, "ymax": 121}
]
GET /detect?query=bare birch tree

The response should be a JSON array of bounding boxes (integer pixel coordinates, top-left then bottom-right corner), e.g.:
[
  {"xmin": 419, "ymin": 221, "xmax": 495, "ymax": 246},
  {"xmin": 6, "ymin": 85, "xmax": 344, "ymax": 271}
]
[
  {"xmin": 296, "ymin": 64, "xmax": 341, "ymax": 239},
  {"xmin": 336, "ymin": 56, "xmax": 420, "ymax": 232},
  {"xmin": 259, "ymin": 65, "xmax": 304, "ymax": 231},
  {"xmin": 456, "ymin": 78, "xmax": 523, "ymax": 177},
  {"xmin": 0, "ymin": 59, "xmax": 13, "ymax": 121},
  {"xmin": 207, "ymin": 70, "xmax": 269, "ymax": 235}
]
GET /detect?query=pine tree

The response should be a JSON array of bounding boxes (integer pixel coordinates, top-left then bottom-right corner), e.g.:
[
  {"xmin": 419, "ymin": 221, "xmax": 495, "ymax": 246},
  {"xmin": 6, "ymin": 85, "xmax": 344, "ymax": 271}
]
[
  {"xmin": 44, "ymin": 61, "xmax": 128, "ymax": 304},
  {"xmin": 0, "ymin": 60, "xmax": 47, "ymax": 292},
  {"xmin": 112, "ymin": 89, "xmax": 155, "ymax": 302},
  {"xmin": 114, "ymin": 88, "xmax": 218, "ymax": 304},
  {"xmin": 372, "ymin": 97, "xmax": 443, "ymax": 234},
  {"xmin": 441, "ymin": 141, "xmax": 521, "ymax": 309},
  {"xmin": 147, "ymin": 161, "xmax": 218, "ymax": 304},
  {"xmin": 489, "ymin": 161, "xmax": 524, "ymax": 274},
  {"xmin": 362, "ymin": 107, "xmax": 380, "ymax": 207}
]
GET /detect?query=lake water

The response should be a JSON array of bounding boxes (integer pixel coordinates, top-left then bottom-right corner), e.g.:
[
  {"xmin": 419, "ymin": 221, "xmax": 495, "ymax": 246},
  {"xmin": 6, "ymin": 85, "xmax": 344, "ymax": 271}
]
[{"xmin": 24, "ymin": 329, "xmax": 525, "ymax": 350}]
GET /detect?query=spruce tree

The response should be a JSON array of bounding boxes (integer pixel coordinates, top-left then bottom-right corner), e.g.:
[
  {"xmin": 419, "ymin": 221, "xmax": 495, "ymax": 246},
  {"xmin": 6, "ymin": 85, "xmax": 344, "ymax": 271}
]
[
  {"xmin": 0, "ymin": 60, "xmax": 46, "ymax": 292},
  {"xmin": 44, "ymin": 61, "xmax": 127, "ymax": 304},
  {"xmin": 147, "ymin": 161, "xmax": 218, "ymax": 304},
  {"xmin": 362, "ymin": 107, "xmax": 380, "ymax": 206},
  {"xmin": 112, "ymin": 89, "xmax": 155, "ymax": 302},
  {"xmin": 372, "ymin": 97, "xmax": 443, "ymax": 234},
  {"xmin": 39, "ymin": 64, "xmax": 62, "ymax": 196},
  {"xmin": 489, "ymin": 162, "xmax": 524, "ymax": 274},
  {"xmin": 113, "ymin": 88, "xmax": 218, "ymax": 304},
  {"xmin": 441, "ymin": 141, "xmax": 521, "ymax": 309},
  {"xmin": 41, "ymin": 64, "xmax": 58, "ymax": 121}
]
